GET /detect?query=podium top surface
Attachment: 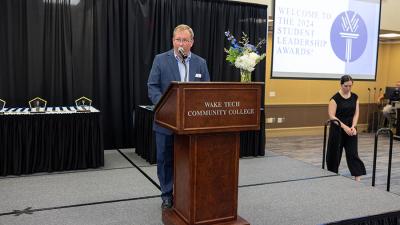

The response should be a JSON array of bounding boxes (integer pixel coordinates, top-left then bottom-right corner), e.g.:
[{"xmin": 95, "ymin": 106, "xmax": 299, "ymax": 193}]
[{"xmin": 154, "ymin": 82, "xmax": 263, "ymax": 134}]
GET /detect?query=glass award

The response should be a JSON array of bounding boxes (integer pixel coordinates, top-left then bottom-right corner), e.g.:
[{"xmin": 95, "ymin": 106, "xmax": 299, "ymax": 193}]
[
  {"xmin": 0, "ymin": 99, "xmax": 5, "ymax": 115},
  {"xmin": 75, "ymin": 96, "xmax": 92, "ymax": 112},
  {"xmin": 28, "ymin": 97, "xmax": 47, "ymax": 113}
]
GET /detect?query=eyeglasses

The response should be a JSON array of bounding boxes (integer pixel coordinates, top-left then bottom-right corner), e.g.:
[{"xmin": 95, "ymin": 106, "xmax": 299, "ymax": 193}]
[{"xmin": 174, "ymin": 38, "xmax": 192, "ymax": 44}]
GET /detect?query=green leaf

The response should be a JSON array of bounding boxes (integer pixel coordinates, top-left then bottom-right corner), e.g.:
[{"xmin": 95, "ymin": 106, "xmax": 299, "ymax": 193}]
[{"xmin": 225, "ymin": 47, "xmax": 240, "ymax": 64}]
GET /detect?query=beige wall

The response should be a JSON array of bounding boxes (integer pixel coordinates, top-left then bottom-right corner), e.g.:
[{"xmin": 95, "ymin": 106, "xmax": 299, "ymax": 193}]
[{"xmin": 384, "ymin": 43, "xmax": 400, "ymax": 85}]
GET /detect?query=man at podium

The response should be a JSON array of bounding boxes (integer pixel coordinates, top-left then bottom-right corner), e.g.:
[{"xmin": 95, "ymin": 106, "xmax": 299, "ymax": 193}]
[{"xmin": 147, "ymin": 24, "xmax": 210, "ymax": 209}]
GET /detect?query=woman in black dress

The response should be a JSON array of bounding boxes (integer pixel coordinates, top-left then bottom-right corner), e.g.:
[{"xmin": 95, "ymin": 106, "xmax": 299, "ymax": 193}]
[{"xmin": 327, "ymin": 75, "xmax": 366, "ymax": 181}]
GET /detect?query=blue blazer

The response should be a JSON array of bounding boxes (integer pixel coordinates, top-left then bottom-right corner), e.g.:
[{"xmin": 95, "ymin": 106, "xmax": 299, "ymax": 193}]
[{"xmin": 148, "ymin": 49, "xmax": 210, "ymax": 134}]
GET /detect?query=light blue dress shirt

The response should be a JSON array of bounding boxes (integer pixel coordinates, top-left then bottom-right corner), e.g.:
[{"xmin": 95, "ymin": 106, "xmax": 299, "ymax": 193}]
[{"xmin": 174, "ymin": 51, "xmax": 192, "ymax": 82}]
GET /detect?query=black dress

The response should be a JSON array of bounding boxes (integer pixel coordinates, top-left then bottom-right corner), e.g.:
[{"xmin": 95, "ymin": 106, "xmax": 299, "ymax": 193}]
[{"xmin": 326, "ymin": 92, "xmax": 366, "ymax": 176}]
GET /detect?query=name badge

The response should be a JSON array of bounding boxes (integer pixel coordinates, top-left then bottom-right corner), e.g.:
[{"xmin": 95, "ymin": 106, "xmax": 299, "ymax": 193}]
[{"xmin": 195, "ymin": 73, "xmax": 202, "ymax": 78}]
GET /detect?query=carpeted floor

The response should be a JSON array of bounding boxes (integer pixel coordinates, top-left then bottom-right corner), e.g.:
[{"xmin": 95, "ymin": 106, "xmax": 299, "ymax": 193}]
[
  {"xmin": 1, "ymin": 146, "xmax": 400, "ymax": 225},
  {"xmin": 267, "ymin": 132, "xmax": 400, "ymax": 195}
]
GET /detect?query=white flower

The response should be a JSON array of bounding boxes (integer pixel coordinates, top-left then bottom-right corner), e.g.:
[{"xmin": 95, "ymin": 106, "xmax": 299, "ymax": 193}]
[
  {"xmin": 234, "ymin": 54, "xmax": 256, "ymax": 72},
  {"xmin": 249, "ymin": 52, "xmax": 260, "ymax": 61},
  {"xmin": 224, "ymin": 31, "xmax": 266, "ymax": 74}
]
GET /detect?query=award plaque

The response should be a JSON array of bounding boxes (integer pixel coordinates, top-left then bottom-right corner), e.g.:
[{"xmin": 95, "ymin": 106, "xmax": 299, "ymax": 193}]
[
  {"xmin": 28, "ymin": 97, "xmax": 47, "ymax": 113},
  {"xmin": 75, "ymin": 96, "xmax": 92, "ymax": 112},
  {"xmin": 0, "ymin": 99, "xmax": 5, "ymax": 115}
]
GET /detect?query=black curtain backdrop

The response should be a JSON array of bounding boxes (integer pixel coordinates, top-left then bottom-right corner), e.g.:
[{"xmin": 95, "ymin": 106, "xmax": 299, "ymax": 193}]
[{"xmin": 0, "ymin": 0, "xmax": 267, "ymax": 149}]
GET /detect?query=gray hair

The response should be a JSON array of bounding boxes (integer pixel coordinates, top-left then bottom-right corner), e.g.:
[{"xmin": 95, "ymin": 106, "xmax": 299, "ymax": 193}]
[{"xmin": 173, "ymin": 24, "xmax": 194, "ymax": 39}]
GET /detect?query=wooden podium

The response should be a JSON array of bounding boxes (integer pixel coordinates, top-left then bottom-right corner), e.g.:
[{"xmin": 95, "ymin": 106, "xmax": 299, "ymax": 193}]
[{"xmin": 154, "ymin": 82, "xmax": 262, "ymax": 225}]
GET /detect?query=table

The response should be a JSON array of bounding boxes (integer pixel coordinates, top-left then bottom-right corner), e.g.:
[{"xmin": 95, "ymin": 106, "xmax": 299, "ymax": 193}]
[
  {"xmin": 0, "ymin": 107, "xmax": 104, "ymax": 176},
  {"xmin": 135, "ymin": 105, "xmax": 265, "ymax": 164}
]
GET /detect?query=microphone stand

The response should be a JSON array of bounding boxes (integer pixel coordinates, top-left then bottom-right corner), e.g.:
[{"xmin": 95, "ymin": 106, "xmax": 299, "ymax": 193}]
[
  {"xmin": 377, "ymin": 88, "xmax": 382, "ymax": 130},
  {"xmin": 372, "ymin": 87, "xmax": 376, "ymax": 132},
  {"xmin": 365, "ymin": 88, "xmax": 370, "ymax": 132},
  {"xmin": 181, "ymin": 58, "xmax": 188, "ymax": 82},
  {"xmin": 178, "ymin": 48, "xmax": 188, "ymax": 82}
]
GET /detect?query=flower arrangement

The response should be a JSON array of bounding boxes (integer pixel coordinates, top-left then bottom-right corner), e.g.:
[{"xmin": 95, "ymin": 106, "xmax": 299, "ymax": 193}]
[{"xmin": 224, "ymin": 31, "xmax": 266, "ymax": 82}]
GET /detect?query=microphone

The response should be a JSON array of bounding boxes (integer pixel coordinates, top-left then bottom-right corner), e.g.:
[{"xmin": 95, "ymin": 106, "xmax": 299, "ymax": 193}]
[
  {"xmin": 178, "ymin": 47, "xmax": 188, "ymax": 81},
  {"xmin": 178, "ymin": 47, "xmax": 187, "ymax": 60}
]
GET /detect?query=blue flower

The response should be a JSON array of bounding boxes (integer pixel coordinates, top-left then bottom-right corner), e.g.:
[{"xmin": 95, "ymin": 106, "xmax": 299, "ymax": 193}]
[
  {"xmin": 224, "ymin": 30, "xmax": 266, "ymax": 69},
  {"xmin": 245, "ymin": 44, "xmax": 257, "ymax": 52}
]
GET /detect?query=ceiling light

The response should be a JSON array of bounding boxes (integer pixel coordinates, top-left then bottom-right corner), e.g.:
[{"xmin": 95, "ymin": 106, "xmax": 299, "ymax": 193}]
[
  {"xmin": 379, "ymin": 33, "xmax": 400, "ymax": 38},
  {"xmin": 44, "ymin": 0, "xmax": 80, "ymax": 6}
]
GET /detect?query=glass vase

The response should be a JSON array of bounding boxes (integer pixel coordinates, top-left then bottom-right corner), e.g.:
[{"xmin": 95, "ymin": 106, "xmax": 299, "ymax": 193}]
[{"xmin": 240, "ymin": 69, "xmax": 252, "ymax": 82}]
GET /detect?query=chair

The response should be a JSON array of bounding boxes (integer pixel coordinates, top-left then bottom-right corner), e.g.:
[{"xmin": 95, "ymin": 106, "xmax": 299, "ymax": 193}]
[{"xmin": 379, "ymin": 100, "xmax": 398, "ymax": 129}]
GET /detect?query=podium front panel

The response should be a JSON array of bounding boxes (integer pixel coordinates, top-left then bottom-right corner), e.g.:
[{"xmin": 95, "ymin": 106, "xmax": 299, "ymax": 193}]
[
  {"xmin": 155, "ymin": 82, "xmax": 263, "ymax": 135},
  {"xmin": 173, "ymin": 133, "xmax": 239, "ymax": 224}
]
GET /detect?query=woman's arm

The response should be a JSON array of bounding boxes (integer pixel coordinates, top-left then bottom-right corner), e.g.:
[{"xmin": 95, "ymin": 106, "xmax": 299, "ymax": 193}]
[
  {"xmin": 328, "ymin": 99, "xmax": 353, "ymax": 135},
  {"xmin": 350, "ymin": 99, "xmax": 360, "ymax": 135}
]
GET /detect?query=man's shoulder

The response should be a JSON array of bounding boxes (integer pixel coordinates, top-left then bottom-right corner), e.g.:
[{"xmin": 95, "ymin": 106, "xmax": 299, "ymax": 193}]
[
  {"xmin": 152, "ymin": 50, "xmax": 174, "ymax": 68},
  {"xmin": 155, "ymin": 50, "xmax": 174, "ymax": 60},
  {"xmin": 190, "ymin": 52, "xmax": 206, "ymax": 63}
]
